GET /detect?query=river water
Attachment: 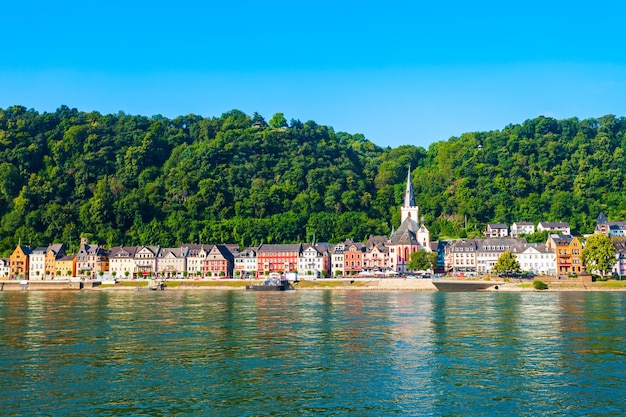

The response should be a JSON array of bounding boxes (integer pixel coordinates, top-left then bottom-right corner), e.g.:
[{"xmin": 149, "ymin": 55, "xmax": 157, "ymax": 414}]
[{"xmin": 1, "ymin": 290, "xmax": 624, "ymax": 416}]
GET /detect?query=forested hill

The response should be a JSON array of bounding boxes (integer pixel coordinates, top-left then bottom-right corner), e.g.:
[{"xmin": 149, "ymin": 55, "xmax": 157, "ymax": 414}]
[{"xmin": 1, "ymin": 105, "xmax": 626, "ymax": 255}]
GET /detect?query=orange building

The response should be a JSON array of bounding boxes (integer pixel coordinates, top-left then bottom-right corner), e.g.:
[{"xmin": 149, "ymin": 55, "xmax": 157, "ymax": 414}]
[
  {"xmin": 546, "ymin": 234, "xmax": 583, "ymax": 277},
  {"xmin": 9, "ymin": 245, "xmax": 32, "ymax": 280}
]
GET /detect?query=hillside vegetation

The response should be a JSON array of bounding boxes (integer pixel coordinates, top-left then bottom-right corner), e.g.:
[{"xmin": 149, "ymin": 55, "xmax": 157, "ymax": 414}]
[{"xmin": 1, "ymin": 106, "xmax": 625, "ymax": 255}]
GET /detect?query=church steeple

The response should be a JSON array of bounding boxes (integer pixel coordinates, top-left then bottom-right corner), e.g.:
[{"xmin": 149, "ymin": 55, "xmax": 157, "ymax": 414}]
[
  {"xmin": 404, "ymin": 165, "xmax": 415, "ymax": 208},
  {"xmin": 400, "ymin": 165, "xmax": 419, "ymax": 223}
]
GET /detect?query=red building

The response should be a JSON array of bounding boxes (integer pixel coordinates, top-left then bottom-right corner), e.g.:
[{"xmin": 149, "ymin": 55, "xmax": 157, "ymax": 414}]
[
  {"xmin": 204, "ymin": 245, "xmax": 235, "ymax": 278},
  {"xmin": 256, "ymin": 244, "xmax": 301, "ymax": 278},
  {"xmin": 343, "ymin": 242, "xmax": 365, "ymax": 275}
]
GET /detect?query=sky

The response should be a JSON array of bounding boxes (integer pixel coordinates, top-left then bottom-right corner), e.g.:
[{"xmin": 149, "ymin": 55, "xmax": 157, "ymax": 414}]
[{"xmin": 2, "ymin": 1, "xmax": 626, "ymax": 149}]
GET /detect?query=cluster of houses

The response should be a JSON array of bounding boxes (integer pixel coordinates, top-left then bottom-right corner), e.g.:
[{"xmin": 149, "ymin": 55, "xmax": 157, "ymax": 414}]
[
  {"xmin": 448, "ymin": 214, "xmax": 626, "ymax": 277},
  {"xmin": 2, "ymin": 169, "xmax": 626, "ymax": 281}
]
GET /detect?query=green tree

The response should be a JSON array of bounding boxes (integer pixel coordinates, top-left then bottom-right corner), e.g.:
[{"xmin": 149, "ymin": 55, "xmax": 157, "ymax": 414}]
[
  {"xmin": 269, "ymin": 112, "xmax": 288, "ymax": 129},
  {"xmin": 406, "ymin": 250, "xmax": 437, "ymax": 271},
  {"xmin": 582, "ymin": 234, "xmax": 616, "ymax": 277},
  {"xmin": 492, "ymin": 251, "xmax": 521, "ymax": 276}
]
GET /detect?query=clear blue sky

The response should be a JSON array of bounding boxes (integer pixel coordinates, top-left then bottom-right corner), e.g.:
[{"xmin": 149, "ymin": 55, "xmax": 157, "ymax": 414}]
[{"xmin": 2, "ymin": 1, "xmax": 626, "ymax": 149}]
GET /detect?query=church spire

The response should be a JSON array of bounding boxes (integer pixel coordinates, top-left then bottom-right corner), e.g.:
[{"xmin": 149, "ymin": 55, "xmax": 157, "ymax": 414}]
[
  {"xmin": 404, "ymin": 165, "xmax": 415, "ymax": 208},
  {"xmin": 400, "ymin": 165, "xmax": 419, "ymax": 224}
]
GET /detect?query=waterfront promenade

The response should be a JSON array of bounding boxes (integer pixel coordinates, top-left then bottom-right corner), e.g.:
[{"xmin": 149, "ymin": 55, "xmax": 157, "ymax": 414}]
[{"xmin": 2, "ymin": 277, "xmax": 626, "ymax": 291}]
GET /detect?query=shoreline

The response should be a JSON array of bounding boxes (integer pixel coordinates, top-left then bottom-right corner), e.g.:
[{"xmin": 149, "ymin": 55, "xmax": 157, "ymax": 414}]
[{"xmin": 2, "ymin": 278, "xmax": 626, "ymax": 292}]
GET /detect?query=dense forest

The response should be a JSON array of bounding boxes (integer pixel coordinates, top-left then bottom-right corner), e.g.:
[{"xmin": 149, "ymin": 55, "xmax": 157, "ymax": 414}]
[{"xmin": 1, "ymin": 105, "xmax": 626, "ymax": 256}]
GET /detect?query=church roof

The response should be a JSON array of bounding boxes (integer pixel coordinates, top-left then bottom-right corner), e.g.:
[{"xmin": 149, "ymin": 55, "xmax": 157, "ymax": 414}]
[{"xmin": 389, "ymin": 217, "xmax": 420, "ymax": 245}]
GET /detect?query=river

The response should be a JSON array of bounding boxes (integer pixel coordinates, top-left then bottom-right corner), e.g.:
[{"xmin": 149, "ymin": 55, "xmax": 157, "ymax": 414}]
[{"xmin": 1, "ymin": 290, "xmax": 624, "ymax": 416}]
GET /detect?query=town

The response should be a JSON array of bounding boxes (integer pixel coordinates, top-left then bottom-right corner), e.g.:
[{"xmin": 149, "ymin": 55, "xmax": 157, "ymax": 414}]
[{"xmin": 2, "ymin": 169, "xmax": 626, "ymax": 282}]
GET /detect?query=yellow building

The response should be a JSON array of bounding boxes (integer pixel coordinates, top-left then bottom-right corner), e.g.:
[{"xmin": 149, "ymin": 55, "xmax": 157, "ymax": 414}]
[
  {"xmin": 44, "ymin": 244, "xmax": 66, "ymax": 279},
  {"xmin": 55, "ymin": 255, "xmax": 77, "ymax": 278}
]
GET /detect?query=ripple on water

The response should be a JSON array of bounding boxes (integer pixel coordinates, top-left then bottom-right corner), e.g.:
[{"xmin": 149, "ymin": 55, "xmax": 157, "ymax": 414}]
[{"xmin": 1, "ymin": 291, "xmax": 625, "ymax": 416}]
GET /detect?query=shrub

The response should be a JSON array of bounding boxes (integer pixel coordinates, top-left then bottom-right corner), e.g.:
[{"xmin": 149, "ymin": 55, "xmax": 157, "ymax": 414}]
[{"xmin": 533, "ymin": 280, "xmax": 548, "ymax": 290}]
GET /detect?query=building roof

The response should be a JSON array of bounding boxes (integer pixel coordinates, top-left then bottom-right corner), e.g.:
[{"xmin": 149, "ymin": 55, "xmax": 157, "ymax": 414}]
[
  {"xmin": 135, "ymin": 246, "xmax": 160, "ymax": 257},
  {"xmin": 477, "ymin": 237, "xmax": 524, "ymax": 250},
  {"xmin": 539, "ymin": 222, "xmax": 570, "ymax": 229},
  {"xmin": 46, "ymin": 243, "xmax": 65, "ymax": 256},
  {"xmin": 183, "ymin": 244, "xmax": 209, "ymax": 257},
  {"xmin": 30, "ymin": 247, "xmax": 48, "ymax": 255},
  {"xmin": 158, "ymin": 247, "xmax": 188, "ymax": 259},
  {"xmin": 389, "ymin": 216, "xmax": 420, "ymax": 245},
  {"xmin": 257, "ymin": 243, "xmax": 302, "ymax": 253},
  {"xmin": 448, "ymin": 239, "xmax": 478, "ymax": 250},
  {"xmin": 235, "ymin": 248, "xmax": 257, "ymax": 258},
  {"xmin": 548, "ymin": 234, "xmax": 575, "ymax": 245},
  {"xmin": 109, "ymin": 246, "xmax": 138, "ymax": 258},
  {"xmin": 209, "ymin": 244, "xmax": 235, "ymax": 260},
  {"xmin": 510, "ymin": 242, "xmax": 554, "ymax": 254}
]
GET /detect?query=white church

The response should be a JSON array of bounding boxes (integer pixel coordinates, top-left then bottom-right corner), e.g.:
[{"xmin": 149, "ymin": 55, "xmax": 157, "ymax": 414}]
[{"xmin": 388, "ymin": 166, "xmax": 431, "ymax": 274}]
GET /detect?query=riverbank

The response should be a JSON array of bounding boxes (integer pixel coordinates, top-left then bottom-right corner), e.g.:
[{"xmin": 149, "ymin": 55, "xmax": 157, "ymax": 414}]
[{"xmin": 3, "ymin": 277, "xmax": 626, "ymax": 292}]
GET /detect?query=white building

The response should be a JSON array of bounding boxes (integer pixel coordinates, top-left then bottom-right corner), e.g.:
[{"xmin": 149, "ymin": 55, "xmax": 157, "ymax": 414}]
[
  {"xmin": 485, "ymin": 224, "xmax": 508, "ymax": 238},
  {"xmin": 234, "ymin": 248, "xmax": 258, "ymax": 278},
  {"xmin": 109, "ymin": 246, "xmax": 138, "ymax": 278},
  {"xmin": 612, "ymin": 241, "xmax": 626, "ymax": 277},
  {"xmin": 476, "ymin": 238, "xmax": 519, "ymax": 273},
  {"xmin": 186, "ymin": 245, "xmax": 208, "ymax": 277},
  {"xmin": 446, "ymin": 239, "xmax": 478, "ymax": 275},
  {"xmin": 298, "ymin": 244, "xmax": 327, "ymax": 278},
  {"xmin": 537, "ymin": 222, "xmax": 570, "ymax": 235},
  {"xmin": 511, "ymin": 242, "xmax": 556, "ymax": 275},
  {"xmin": 0, "ymin": 258, "xmax": 10, "ymax": 279},
  {"xmin": 510, "ymin": 222, "xmax": 535, "ymax": 237},
  {"xmin": 134, "ymin": 246, "xmax": 160, "ymax": 278},
  {"xmin": 28, "ymin": 247, "xmax": 47, "ymax": 280},
  {"xmin": 330, "ymin": 242, "xmax": 347, "ymax": 277},
  {"xmin": 157, "ymin": 247, "xmax": 188, "ymax": 277}
]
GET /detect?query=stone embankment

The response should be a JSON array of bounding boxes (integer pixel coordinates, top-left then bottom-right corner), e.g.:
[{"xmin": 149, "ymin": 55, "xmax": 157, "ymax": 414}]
[
  {"xmin": 0, "ymin": 280, "xmax": 90, "ymax": 291},
  {"xmin": 2, "ymin": 277, "xmax": 625, "ymax": 292}
]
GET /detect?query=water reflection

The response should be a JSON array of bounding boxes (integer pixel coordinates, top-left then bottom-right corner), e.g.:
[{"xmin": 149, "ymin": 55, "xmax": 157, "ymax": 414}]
[{"xmin": 1, "ymin": 291, "xmax": 625, "ymax": 416}]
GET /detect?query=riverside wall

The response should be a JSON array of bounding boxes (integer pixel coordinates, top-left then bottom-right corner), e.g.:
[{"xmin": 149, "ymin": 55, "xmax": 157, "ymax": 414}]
[{"xmin": 0, "ymin": 280, "xmax": 87, "ymax": 291}]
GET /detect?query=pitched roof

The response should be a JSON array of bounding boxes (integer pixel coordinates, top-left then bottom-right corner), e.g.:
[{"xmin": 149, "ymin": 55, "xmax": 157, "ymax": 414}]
[
  {"xmin": 510, "ymin": 242, "xmax": 553, "ymax": 254},
  {"xmin": 158, "ymin": 247, "xmax": 188, "ymax": 259},
  {"xmin": 46, "ymin": 243, "xmax": 65, "ymax": 256},
  {"xmin": 210, "ymin": 244, "xmax": 235, "ymax": 260},
  {"xmin": 389, "ymin": 217, "xmax": 420, "ymax": 245},
  {"xmin": 109, "ymin": 246, "xmax": 138, "ymax": 258}
]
